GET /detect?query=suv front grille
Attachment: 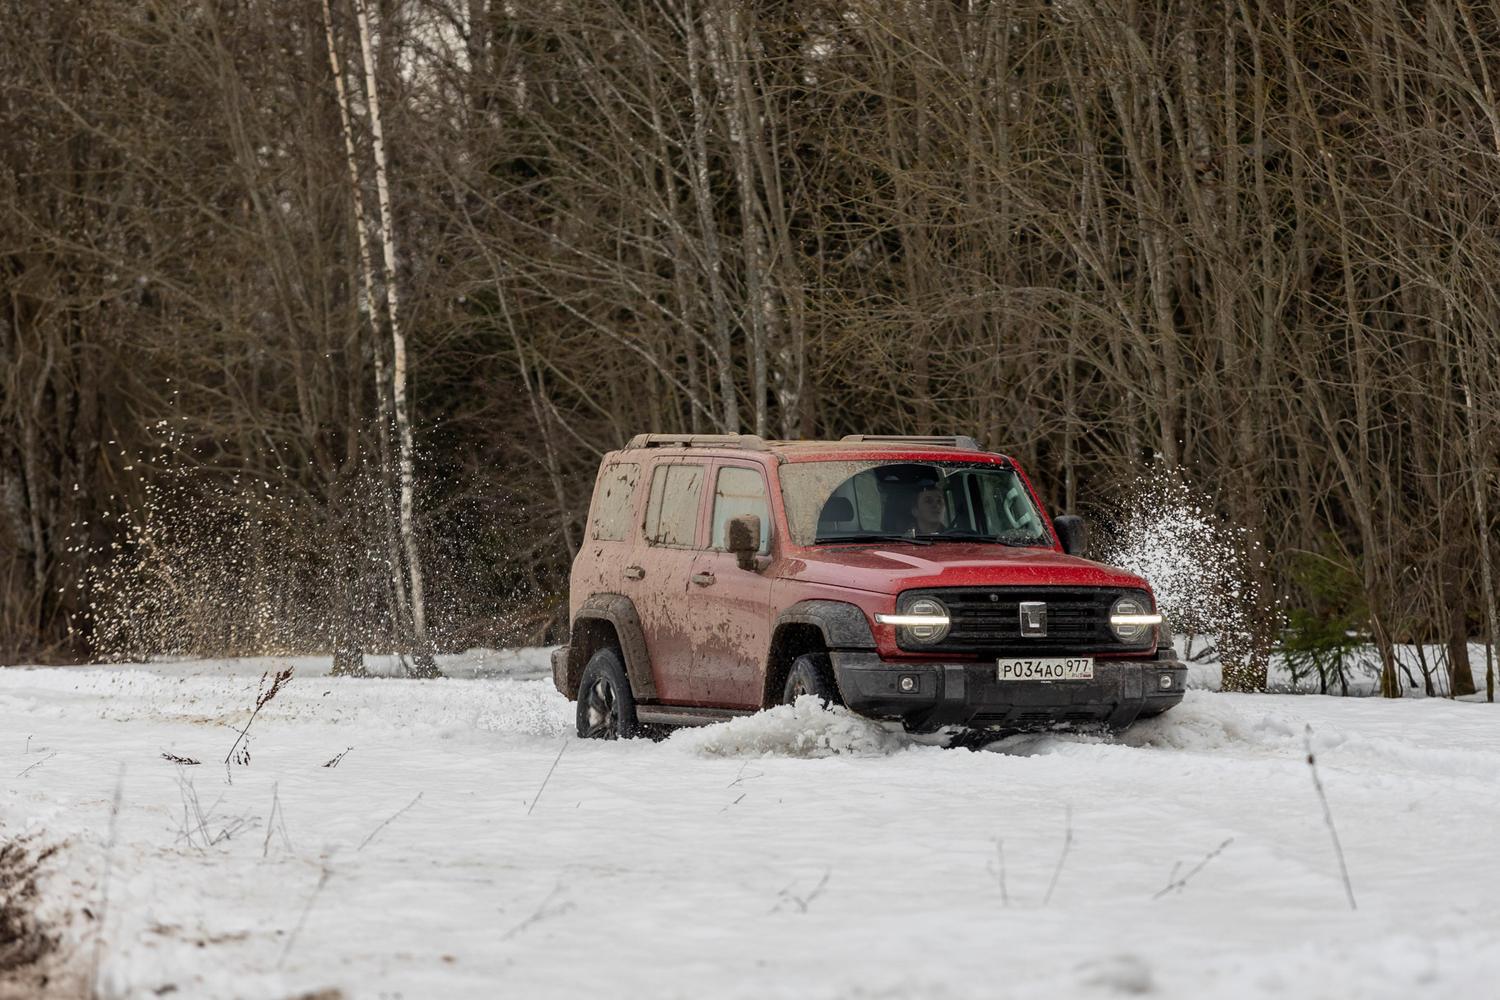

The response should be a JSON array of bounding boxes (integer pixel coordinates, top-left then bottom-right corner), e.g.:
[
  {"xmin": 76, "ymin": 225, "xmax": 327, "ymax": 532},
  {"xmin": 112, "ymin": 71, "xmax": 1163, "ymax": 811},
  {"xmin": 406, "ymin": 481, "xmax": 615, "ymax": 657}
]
[{"xmin": 897, "ymin": 586, "xmax": 1153, "ymax": 655}]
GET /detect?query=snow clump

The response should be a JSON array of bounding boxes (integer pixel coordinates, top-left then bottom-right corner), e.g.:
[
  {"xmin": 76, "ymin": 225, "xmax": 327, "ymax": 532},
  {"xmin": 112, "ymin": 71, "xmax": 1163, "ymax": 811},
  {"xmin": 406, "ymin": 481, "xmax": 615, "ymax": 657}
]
[
  {"xmin": 1116, "ymin": 691, "xmax": 1307, "ymax": 753},
  {"xmin": 671, "ymin": 696, "xmax": 911, "ymax": 758}
]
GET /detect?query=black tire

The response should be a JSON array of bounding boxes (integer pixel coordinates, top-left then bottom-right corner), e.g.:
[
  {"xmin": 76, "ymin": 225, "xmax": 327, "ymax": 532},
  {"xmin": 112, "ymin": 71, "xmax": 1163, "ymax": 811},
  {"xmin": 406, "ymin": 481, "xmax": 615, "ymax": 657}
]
[
  {"xmin": 575, "ymin": 647, "xmax": 639, "ymax": 740},
  {"xmin": 781, "ymin": 652, "xmax": 842, "ymax": 706}
]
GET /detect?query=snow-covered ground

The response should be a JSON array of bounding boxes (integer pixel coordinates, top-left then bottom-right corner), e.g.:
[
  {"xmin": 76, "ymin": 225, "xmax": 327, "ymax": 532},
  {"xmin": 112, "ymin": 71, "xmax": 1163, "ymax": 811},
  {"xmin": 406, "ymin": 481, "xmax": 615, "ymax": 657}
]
[{"xmin": 3, "ymin": 651, "xmax": 1499, "ymax": 999}]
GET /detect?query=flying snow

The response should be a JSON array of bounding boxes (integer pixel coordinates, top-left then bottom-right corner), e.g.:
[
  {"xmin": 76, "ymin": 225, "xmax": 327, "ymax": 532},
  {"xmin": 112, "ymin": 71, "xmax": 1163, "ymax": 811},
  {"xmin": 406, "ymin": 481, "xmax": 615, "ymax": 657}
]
[{"xmin": 1096, "ymin": 474, "xmax": 1270, "ymax": 660}]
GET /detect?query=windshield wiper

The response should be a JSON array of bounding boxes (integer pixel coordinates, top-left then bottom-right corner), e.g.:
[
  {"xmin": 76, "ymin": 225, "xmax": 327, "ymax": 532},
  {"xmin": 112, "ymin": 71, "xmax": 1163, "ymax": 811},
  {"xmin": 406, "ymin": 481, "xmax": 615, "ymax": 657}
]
[
  {"xmin": 813, "ymin": 533, "xmax": 933, "ymax": 546},
  {"xmin": 912, "ymin": 531, "xmax": 1044, "ymax": 547}
]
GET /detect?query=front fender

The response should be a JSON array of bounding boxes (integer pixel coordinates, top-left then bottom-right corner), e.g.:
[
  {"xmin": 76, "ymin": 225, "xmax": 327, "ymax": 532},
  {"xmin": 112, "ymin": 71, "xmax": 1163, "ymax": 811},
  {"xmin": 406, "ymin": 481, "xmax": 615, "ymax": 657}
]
[{"xmin": 774, "ymin": 600, "xmax": 877, "ymax": 649}]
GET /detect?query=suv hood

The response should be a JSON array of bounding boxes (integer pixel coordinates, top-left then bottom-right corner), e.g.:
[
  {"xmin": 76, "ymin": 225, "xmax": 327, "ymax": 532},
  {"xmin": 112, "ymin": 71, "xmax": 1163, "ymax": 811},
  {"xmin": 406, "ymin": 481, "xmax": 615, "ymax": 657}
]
[{"xmin": 784, "ymin": 542, "xmax": 1152, "ymax": 597}]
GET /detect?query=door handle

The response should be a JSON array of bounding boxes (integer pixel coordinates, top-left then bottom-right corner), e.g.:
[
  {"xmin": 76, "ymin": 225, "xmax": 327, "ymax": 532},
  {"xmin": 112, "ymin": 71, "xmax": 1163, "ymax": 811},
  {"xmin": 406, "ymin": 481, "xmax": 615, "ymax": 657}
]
[
  {"xmin": 690, "ymin": 572, "xmax": 715, "ymax": 587},
  {"xmin": 624, "ymin": 565, "xmax": 645, "ymax": 580}
]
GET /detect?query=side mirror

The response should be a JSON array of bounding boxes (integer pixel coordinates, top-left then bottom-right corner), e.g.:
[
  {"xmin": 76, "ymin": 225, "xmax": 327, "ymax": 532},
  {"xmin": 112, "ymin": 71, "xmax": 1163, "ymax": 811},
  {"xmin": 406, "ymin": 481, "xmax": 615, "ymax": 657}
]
[
  {"xmin": 727, "ymin": 514, "xmax": 763, "ymax": 571},
  {"xmin": 1053, "ymin": 515, "xmax": 1089, "ymax": 557}
]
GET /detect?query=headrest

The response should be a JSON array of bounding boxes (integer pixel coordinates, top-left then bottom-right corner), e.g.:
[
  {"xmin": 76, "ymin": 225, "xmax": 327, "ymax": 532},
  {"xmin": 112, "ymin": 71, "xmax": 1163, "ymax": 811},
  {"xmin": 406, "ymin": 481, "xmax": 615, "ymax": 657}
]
[{"xmin": 818, "ymin": 496, "xmax": 854, "ymax": 523}]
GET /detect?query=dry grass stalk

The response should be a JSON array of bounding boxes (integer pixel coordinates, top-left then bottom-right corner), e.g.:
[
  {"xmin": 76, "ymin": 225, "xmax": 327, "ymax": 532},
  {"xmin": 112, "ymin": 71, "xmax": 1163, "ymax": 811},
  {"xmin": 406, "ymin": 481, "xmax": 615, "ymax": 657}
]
[
  {"xmin": 1153, "ymin": 838, "xmax": 1235, "ymax": 900},
  {"xmin": 357, "ymin": 793, "xmax": 423, "ymax": 851},
  {"xmin": 526, "ymin": 740, "xmax": 569, "ymax": 816},
  {"xmin": 1305, "ymin": 726, "xmax": 1358, "ymax": 910},
  {"xmin": 322, "ymin": 747, "xmax": 353, "ymax": 769},
  {"xmin": 773, "ymin": 869, "xmax": 831, "ymax": 915},
  {"xmin": 1042, "ymin": 806, "xmax": 1074, "ymax": 907},
  {"xmin": 224, "ymin": 666, "xmax": 293, "ymax": 773}
]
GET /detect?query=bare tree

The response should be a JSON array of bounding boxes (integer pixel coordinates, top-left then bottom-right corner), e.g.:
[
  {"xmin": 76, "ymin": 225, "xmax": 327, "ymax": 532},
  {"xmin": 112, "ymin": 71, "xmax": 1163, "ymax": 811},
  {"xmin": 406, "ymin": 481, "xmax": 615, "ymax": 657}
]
[
  {"xmin": 351, "ymin": 0, "xmax": 436, "ymax": 675},
  {"xmin": 4, "ymin": 0, "xmax": 1499, "ymax": 691}
]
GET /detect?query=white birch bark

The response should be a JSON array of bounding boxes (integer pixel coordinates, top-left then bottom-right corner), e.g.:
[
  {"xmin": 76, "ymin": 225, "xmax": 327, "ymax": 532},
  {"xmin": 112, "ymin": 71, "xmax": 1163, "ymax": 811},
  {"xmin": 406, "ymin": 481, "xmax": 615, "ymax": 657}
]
[
  {"xmin": 682, "ymin": 0, "xmax": 739, "ymax": 432},
  {"xmin": 320, "ymin": 0, "xmax": 411, "ymax": 647},
  {"xmin": 706, "ymin": 4, "xmax": 771, "ymax": 438},
  {"xmin": 352, "ymin": 0, "xmax": 431, "ymax": 661}
]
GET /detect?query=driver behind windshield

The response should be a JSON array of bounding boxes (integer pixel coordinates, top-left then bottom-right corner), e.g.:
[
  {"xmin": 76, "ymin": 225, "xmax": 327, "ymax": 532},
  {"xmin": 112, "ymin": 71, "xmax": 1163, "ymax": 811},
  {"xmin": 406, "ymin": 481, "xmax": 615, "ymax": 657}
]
[
  {"xmin": 910, "ymin": 484, "xmax": 948, "ymax": 535},
  {"xmin": 790, "ymin": 459, "xmax": 1048, "ymax": 547}
]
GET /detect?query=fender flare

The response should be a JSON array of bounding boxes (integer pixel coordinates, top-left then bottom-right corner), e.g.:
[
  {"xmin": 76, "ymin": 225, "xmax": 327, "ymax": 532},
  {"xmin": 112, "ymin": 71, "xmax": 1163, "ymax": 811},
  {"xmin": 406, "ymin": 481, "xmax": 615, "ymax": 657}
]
[
  {"xmin": 773, "ymin": 600, "xmax": 877, "ymax": 650},
  {"xmin": 572, "ymin": 594, "xmax": 658, "ymax": 701}
]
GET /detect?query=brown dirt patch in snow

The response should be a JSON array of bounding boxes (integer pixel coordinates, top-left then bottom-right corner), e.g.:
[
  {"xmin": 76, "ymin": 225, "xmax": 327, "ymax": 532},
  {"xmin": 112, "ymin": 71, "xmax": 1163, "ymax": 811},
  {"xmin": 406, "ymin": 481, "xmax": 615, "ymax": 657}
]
[{"xmin": 0, "ymin": 832, "xmax": 64, "ymax": 998}]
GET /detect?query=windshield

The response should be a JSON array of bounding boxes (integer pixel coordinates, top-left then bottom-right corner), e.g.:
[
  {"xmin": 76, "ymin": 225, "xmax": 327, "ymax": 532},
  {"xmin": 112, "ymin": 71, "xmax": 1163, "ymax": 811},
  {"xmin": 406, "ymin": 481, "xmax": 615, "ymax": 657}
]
[{"xmin": 779, "ymin": 460, "xmax": 1052, "ymax": 547}]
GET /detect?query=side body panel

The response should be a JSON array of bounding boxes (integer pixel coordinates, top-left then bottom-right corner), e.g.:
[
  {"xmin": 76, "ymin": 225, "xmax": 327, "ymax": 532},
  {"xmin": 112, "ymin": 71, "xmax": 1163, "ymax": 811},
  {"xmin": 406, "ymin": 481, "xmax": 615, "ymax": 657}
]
[
  {"xmin": 687, "ymin": 457, "xmax": 777, "ymax": 708},
  {"xmin": 629, "ymin": 457, "xmax": 707, "ymax": 703}
]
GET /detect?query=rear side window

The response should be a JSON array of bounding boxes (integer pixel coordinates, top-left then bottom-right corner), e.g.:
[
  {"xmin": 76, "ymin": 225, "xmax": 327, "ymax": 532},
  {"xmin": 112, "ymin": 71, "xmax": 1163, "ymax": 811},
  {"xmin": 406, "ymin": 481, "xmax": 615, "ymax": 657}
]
[
  {"xmin": 590, "ymin": 462, "xmax": 640, "ymax": 541},
  {"xmin": 643, "ymin": 463, "xmax": 705, "ymax": 547},
  {"xmin": 710, "ymin": 466, "xmax": 771, "ymax": 553}
]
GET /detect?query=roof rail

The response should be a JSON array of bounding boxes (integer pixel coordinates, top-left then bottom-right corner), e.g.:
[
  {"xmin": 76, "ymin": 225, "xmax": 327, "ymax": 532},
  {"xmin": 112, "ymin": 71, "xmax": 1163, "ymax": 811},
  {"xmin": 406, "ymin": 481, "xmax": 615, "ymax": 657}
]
[
  {"xmin": 625, "ymin": 433, "xmax": 768, "ymax": 451},
  {"xmin": 839, "ymin": 434, "xmax": 984, "ymax": 452}
]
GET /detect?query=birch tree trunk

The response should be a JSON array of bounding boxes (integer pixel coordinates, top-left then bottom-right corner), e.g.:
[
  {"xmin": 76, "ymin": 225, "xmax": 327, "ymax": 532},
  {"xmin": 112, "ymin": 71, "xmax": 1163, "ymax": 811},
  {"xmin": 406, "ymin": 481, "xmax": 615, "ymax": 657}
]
[
  {"xmin": 352, "ymin": 0, "xmax": 436, "ymax": 676},
  {"xmin": 705, "ymin": 3, "xmax": 771, "ymax": 437},
  {"xmin": 682, "ymin": 0, "xmax": 739, "ymax": 433},
  {"xmin": 321, "ymin": 0, "xmax": 407, "ymax": 677}
]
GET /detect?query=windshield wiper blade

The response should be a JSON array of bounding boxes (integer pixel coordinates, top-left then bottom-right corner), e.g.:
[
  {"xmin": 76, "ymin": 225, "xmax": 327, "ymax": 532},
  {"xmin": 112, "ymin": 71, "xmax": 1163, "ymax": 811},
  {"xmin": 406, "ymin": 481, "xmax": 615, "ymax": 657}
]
[
  {"xmin": 912, "ymin": 532, "xmax": 1042, "ymax": 547},
  {"xmin": 813, "ymin": 533, "xmax": 933, "ymax": 546}
]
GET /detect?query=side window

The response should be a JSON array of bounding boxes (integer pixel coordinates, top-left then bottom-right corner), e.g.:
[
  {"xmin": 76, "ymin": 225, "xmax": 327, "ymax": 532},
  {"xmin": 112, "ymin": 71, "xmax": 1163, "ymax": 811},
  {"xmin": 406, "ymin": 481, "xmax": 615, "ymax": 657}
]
[
  {"xmin": 643, "ymin": 463, "xmax": 705, "ymax": 547},
  {"xmin": 711, "ymin": 466, "xmax": 771, "ymax": 553},
  {"xmin": 590, "ymin": 462, "xmax": 640, "ymax": 541}
]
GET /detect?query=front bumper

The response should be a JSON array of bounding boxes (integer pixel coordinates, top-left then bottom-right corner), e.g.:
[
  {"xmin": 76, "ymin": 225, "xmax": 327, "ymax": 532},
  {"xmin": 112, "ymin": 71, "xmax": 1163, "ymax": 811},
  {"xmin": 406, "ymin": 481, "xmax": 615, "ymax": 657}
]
[{"xmin": 830, "ymin": 651, "xmax": 1187, "ymax": 734}]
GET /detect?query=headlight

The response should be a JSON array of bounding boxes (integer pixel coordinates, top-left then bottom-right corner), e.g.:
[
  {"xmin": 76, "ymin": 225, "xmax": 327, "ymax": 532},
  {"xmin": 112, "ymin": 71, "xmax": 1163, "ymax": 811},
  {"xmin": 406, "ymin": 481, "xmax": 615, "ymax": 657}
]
[
  {"xmin": 1109, "ymin": 596, "xmax": 1162, "ymax": 643},
  {"xmin": 875, "ymin": 597, "xmax": 950, "ymax": 644}
]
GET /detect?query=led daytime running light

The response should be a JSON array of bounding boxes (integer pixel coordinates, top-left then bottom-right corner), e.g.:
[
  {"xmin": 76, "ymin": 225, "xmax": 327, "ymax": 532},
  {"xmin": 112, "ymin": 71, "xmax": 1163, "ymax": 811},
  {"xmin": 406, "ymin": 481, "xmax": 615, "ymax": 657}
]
[
  {"xmin": 875, "ymin": 613, "xmax": 952, "ymax": 627},
  {"xmin": 1109, "ymin": 613, "xmax": 1163, "ymax": 626}
]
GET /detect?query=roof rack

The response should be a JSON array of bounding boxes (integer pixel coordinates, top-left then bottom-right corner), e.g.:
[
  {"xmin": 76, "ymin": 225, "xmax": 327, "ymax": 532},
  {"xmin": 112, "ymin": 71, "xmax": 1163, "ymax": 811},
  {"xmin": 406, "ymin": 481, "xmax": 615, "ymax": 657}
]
[
  {"xmin": 625, "ymin": 433, "xmax": 768, "ymax": 451},
  {"xmin": 839, "ymin": 434, "xmax": 984, "ymax": 451}
]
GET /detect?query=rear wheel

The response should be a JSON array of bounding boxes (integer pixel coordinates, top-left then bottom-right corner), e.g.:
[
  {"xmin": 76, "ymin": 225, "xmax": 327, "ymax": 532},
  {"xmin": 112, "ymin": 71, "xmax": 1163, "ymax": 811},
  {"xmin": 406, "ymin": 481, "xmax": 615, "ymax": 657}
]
[
  {"xmin": 575, "ymin": 648, "xmax": 639, "ymax": 740},
  {"xmin": 781, "ymin": 653, "xmax": 841, "ymax": 706}
]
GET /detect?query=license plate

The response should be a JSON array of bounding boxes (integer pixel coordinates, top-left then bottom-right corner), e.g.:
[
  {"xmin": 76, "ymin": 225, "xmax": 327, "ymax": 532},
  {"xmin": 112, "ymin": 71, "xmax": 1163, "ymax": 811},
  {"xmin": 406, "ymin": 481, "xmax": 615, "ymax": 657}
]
[{"xmin": 996, "ymin": 657, "xmax": 1095, "ymax": 681}]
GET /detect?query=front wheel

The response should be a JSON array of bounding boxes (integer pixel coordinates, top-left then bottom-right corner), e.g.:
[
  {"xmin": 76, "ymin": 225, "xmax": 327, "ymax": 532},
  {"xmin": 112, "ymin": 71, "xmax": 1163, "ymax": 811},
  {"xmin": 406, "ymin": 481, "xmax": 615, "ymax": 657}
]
[
  {"xmin": 781, "ymin": 653, "xmax": 841, "ymax": 706},
  {"xmin": 576, "ymin": 648, "xmax": 639, "ymax": 740}
]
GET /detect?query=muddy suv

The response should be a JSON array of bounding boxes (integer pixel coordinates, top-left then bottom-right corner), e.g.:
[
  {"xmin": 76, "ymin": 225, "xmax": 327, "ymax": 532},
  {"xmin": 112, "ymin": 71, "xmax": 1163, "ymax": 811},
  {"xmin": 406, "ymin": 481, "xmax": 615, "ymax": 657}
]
[{"xmin": 552, "ymin": 434, "xmax": 1185, "ymax": 744}]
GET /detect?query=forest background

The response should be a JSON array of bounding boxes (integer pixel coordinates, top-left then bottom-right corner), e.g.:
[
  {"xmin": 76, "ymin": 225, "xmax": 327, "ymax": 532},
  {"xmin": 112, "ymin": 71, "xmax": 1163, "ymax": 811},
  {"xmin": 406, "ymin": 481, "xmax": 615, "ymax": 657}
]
[{"xmin": 3, "ymin": 0, "xmax": 1498, "ymax": 698}]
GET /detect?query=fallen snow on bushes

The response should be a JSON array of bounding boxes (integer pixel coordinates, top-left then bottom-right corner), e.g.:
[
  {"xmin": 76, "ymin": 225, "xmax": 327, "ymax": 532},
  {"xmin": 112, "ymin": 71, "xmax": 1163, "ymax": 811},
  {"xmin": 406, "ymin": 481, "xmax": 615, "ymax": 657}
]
[{"xmin": 3, "ymin": 653, "xmax": 1500, "ymax": 1000}]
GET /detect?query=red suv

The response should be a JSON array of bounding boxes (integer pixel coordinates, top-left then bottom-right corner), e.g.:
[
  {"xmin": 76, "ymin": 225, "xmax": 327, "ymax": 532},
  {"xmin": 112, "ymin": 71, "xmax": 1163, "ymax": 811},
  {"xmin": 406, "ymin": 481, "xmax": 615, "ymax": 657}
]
[{"xmin": 552, "ymin": 434, "xmax": 1185, "ymax": 745}]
